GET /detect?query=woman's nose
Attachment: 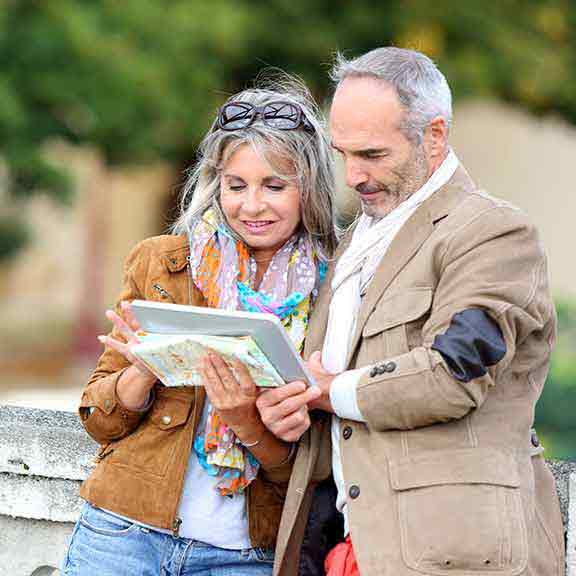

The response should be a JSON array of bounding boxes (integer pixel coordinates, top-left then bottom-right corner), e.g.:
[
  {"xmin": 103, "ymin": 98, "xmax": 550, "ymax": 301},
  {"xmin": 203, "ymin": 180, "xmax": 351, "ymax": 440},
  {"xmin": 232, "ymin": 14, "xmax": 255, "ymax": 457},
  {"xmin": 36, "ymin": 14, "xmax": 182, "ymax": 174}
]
[{"xmin": 242, "ymin": 188, "xmax": 265, "ymax": 215}]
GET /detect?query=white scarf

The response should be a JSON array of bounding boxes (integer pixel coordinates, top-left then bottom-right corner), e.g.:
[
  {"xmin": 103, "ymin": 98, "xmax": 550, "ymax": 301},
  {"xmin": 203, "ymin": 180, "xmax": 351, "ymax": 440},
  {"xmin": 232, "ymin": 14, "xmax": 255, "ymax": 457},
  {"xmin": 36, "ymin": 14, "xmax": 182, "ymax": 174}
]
[{"xmin": 322, "ymin": 150, "xmax": 459, "ymax": 373}]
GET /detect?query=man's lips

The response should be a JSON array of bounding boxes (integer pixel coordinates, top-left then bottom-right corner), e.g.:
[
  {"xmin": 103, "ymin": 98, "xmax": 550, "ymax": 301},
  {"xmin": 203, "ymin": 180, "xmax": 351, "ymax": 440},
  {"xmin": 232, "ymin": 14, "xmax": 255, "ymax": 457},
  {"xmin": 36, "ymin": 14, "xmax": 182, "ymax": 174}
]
[{"xmin": 357, "ymin": 190, "xmax": 382, "ymax": 202}]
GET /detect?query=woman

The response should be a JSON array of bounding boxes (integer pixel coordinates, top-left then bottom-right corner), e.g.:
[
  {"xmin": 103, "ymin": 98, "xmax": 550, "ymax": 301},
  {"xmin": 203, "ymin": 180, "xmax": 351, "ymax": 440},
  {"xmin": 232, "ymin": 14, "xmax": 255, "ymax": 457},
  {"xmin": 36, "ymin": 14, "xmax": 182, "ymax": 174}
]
[{"xmin": 61, "ymin": 77, "xmax": 337, "ymax": 576}]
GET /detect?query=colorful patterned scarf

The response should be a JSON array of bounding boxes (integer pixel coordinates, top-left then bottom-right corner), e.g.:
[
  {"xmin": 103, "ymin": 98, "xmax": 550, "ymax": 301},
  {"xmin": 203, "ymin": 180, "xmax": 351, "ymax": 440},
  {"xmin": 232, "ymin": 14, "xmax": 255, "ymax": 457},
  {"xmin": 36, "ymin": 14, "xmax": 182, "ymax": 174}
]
[{"xmin": 189, "ymin": 208, "xmax": 325, "ymax": 496}]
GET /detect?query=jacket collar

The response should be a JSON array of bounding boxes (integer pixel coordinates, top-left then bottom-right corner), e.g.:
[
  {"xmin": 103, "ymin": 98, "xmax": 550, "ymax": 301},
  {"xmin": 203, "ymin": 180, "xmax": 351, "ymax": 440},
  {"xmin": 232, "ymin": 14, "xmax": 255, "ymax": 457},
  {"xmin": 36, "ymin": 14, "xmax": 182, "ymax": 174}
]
[
  {"xmin": 304, "ymin": 163, "xmax": 476, "ymax": 363},
  {"xmin": 160, "ymin": 235, "xmax": 190, "ymax": 273}
]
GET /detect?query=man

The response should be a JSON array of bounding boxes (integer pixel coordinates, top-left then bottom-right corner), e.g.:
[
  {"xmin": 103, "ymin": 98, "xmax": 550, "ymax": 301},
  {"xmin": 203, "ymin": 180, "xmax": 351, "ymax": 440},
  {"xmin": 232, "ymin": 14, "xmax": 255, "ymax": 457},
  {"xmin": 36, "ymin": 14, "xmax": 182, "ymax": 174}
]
[{"xmin": 257, "ymin": 47, "xmax": 565, "ymax": 576}]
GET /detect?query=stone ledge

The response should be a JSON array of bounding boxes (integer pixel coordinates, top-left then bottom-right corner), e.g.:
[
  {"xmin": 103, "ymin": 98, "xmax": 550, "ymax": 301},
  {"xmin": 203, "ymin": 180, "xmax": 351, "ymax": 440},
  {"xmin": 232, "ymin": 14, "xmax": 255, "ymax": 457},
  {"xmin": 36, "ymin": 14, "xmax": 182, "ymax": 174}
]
[
  {"xmin": 568, "ymin": 475, "xmax": 576, "ymax": 576},
  {"xmin": 549, "ymin": 459, "xmax": 576, "ymax": 529},
  {"xmin": 0, "ymin": 473, "xmax": 83, "ymax": 522},
  {"xmin": 0, "ymin": 404, "xmax": 96, "ymax": 481},
  {"xmin": 1, "ymin": 404, "xmax": 575, "ymax": 576}
]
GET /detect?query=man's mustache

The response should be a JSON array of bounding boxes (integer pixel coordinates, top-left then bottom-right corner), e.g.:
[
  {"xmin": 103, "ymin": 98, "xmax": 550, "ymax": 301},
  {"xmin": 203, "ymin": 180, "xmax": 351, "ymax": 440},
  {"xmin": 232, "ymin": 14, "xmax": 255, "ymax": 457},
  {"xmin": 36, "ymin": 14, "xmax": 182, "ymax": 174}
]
[{"xmin": 356, "ymin": 182, "xmax": 391, "ymax": 195}]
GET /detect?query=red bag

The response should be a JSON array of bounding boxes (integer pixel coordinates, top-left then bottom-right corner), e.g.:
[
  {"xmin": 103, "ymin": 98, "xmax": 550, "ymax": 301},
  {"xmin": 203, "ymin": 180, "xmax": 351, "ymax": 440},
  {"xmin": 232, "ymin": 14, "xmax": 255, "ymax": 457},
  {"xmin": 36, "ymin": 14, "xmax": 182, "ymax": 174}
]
[{"xmin": 325, "ymin": 535, "xmax": 360, "ymax": 576}]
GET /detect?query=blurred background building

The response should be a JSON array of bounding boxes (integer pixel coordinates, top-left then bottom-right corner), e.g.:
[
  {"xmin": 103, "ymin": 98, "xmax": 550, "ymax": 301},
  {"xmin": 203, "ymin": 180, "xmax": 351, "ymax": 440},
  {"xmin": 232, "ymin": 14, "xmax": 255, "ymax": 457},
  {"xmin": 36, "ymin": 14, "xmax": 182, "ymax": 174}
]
[{"xmin": 1, "ymin": 0, "xmax": 575, "ymax": 456}]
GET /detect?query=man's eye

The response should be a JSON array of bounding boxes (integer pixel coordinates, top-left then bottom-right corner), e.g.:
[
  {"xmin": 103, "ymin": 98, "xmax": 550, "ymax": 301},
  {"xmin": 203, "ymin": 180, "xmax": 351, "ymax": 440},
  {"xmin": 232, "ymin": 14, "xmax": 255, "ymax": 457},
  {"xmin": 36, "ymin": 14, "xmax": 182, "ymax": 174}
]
[{"xmin": 361, "ymin": 152, "xmax": 384, "ymax": 160}]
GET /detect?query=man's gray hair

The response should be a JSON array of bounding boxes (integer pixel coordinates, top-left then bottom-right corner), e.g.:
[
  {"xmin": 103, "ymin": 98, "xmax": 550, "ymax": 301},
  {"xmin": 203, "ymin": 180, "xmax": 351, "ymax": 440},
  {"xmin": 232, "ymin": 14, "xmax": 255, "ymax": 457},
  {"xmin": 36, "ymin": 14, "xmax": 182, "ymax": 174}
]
[
  {"xmin": 172, "ymin": 72, "xmax": 338, "ymax": 258},
  {"xmin": 331, "ymin": 47, "xmax": 452, "ymax": 143}
]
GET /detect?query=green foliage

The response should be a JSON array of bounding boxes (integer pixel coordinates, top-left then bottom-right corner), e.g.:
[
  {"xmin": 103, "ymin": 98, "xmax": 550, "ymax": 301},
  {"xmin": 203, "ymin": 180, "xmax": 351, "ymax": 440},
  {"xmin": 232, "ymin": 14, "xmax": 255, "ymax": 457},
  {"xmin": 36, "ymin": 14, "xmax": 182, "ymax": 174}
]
[
  {"xmin": 535, "ymin": 299, "xmax": 576, "ymax": 459},
  {"xmin": 1, "ymin": 0, "xmax": 576, "ymax": 258},
  {"xmin": 1, "ymin": 0, "xmax": 575, "ymax": 455},
  {"xmin": 0, "ymin": 215, "xmax": 30, "ymax": 261}
]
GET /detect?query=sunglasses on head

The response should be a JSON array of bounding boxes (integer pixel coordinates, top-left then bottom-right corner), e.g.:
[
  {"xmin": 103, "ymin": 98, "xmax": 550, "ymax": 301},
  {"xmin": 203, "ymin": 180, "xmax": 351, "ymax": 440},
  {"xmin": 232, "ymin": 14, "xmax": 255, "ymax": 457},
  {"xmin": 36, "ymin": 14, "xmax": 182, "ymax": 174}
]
[{"xmin": 217, "ymin": 100, "xmax": 315, "ymax": 133}]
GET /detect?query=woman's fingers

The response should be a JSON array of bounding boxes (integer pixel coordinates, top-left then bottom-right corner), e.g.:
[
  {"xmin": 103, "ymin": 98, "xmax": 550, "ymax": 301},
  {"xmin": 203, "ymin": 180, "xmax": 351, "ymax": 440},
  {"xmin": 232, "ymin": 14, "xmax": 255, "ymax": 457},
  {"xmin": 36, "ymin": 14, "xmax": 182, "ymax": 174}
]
[
  {"xmin": 98, "ymin": 334, "xmax": 131, "ymax": 359},
  {"xmin": 120, "ymin": 301, "xmax": 141, "ymax": 333},
  {"xmin": 231, "ymin": 358, "xmax": 257, "ymax": 396},
  {"xmin": 201, "ymin": 355, "xmax": 225, "ymax": 402},
  {"xmin": 105, "ymin": 309, "xmax": 136, "ymax": 343},
  {"xmin": 207, "ymin": 352, "xmax": 238, "ymax": 394}
]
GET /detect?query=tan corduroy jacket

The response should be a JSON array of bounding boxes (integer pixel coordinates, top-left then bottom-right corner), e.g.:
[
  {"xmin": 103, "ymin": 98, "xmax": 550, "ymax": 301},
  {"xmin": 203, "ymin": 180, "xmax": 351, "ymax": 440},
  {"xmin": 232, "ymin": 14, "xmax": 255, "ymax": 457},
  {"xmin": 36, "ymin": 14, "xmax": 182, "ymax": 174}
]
[
  {"xmin": 274, "ymin": 166, "xmax": 565, "ymax": 576},
  {"xmin": 78, "ymin": 235, "xmax": 292, "ymax": 547}
]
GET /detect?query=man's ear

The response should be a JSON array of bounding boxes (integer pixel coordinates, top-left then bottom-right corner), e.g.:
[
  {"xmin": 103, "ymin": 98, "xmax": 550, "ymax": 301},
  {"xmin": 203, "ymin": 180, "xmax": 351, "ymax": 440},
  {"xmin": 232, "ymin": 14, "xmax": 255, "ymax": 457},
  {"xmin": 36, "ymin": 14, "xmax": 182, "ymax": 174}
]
[{"xmin": 423, "ymin": 116, "xmax": 449, "ymax": 164}]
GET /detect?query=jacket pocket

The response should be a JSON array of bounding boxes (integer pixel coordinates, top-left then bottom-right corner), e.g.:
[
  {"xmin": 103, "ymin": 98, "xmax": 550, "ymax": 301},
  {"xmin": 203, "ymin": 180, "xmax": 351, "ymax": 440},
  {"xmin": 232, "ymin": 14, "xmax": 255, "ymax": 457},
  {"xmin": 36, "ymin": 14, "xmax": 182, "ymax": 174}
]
[
  {"xmin": 107, "ymin": 390, "xmax": 194, "ymax": 478},
  {"xmin": 362, "ymin": 287, "xmax": 433, "ymax": 356},
  {"xmin": 390, "ymin": 448, "xmax": 527, "ymax": 575}
]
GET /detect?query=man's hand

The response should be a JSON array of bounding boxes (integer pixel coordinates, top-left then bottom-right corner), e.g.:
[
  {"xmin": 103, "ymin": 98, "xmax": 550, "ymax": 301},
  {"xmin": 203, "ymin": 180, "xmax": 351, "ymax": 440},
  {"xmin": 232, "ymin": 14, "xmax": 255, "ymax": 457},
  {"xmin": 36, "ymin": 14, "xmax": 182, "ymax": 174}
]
[
  {"xmin": 306, "ymin": 351, "xmax": 338, "ymax": 412},
  {"xmin": 257, "ymin": 381, "xmax": 321, "ymax": 442}
]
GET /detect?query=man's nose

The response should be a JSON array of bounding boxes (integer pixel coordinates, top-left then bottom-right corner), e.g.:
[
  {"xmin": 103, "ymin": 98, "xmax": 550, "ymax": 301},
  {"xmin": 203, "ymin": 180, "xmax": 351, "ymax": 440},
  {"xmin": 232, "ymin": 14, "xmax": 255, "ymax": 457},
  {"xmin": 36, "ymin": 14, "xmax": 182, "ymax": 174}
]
[{"xmin": 344, "ymin": 160, "xmax": 368, "ymax": 189}]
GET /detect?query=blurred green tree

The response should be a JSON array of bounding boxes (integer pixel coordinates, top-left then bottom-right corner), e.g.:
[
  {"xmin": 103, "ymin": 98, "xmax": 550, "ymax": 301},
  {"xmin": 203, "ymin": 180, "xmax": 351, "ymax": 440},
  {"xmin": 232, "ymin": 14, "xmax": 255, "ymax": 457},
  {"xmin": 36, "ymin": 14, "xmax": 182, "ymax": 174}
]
[
  {"xmin": 0, "ymin": 0, "xmax": 576, "ymax": 254},
  {"xmin": 1, "ymin": 0, "xmax": 575, "ymax": 457},
  {"xmin": 535, "ymin": 300, "xmax": 576, "ymax": 458},
  {"xmin": 1, "ymin": 0, "xmax": 575, "ymax": 257}
]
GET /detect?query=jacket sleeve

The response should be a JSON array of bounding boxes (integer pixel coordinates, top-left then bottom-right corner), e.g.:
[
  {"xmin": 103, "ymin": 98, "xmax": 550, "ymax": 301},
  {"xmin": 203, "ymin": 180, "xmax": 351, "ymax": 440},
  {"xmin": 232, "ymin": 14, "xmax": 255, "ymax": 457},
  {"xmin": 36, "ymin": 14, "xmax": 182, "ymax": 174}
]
[
  {"xmin": 356, "ymin": 204, "xmax": 555, "ymax": 431},
  {"xmin": 78, "ymin": 240, "xmax": 155, "ymax": 444}
]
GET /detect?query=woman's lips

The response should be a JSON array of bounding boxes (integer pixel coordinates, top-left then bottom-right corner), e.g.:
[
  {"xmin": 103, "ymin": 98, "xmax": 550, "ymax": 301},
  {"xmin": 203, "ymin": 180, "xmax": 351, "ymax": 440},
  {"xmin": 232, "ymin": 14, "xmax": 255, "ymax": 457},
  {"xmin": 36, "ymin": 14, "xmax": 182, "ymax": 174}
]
[{"xmin": 242, "ymin": 220, "xmax": 275, "ymax": 234}]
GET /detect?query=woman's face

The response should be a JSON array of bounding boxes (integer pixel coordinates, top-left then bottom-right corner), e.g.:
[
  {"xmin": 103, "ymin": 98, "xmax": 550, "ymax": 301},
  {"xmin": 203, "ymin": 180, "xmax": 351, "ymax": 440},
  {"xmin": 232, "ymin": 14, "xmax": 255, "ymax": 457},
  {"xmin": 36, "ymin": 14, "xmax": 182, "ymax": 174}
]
[{"xmin": 219, "ymin": 143, "xmax": 302, "ymax": 262}]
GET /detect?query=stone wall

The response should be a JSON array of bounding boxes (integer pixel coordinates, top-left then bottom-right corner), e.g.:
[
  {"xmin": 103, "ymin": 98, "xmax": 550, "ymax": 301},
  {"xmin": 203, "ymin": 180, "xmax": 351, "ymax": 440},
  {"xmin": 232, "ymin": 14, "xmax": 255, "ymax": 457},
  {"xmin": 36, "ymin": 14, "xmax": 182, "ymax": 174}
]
[
  {"xmin": 0, "ymin": 406, "xmax": 95, "ymax": 575},
  {"xmin": 1, "ymin": 404, "xmax": 575, "ymax": 575}
]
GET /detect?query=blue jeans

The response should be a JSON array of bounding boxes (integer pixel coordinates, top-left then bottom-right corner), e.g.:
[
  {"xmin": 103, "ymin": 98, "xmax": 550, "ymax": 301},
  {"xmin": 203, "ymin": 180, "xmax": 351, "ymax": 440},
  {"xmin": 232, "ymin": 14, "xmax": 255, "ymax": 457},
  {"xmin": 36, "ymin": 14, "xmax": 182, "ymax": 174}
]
[{"xmin": 61, "ymin": 503, "xmax": 274, "ymax": 576}]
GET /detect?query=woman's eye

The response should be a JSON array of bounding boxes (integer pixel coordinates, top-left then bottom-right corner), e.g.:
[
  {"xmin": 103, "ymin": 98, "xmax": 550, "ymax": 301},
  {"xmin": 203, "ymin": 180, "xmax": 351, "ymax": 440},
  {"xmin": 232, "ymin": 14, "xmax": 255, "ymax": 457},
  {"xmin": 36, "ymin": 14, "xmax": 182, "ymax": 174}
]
[
  {"xmin": 228, "ymin": 184, "xmax": 245, "ymax": 192},
  {"xmin": 267, "ymin": 184, "xmax": 285, "ymax": 192}
]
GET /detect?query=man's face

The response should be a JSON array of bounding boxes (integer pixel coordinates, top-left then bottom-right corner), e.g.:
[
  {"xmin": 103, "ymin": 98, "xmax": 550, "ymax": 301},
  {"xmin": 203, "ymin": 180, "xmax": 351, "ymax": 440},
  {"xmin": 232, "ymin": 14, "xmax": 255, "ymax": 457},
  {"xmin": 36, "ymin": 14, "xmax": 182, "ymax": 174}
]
[{"xmin": 330, "ymin": 77, "xmax": 432, "ymax": 219}]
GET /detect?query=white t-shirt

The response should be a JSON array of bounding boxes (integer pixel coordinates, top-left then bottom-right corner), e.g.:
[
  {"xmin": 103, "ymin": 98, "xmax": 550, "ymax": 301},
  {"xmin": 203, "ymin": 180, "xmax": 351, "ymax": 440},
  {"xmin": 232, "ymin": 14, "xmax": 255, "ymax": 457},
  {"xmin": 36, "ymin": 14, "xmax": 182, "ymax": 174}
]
[{"xmin": 177, "ymin": 400, "xmax": 251, "ymax": 548}]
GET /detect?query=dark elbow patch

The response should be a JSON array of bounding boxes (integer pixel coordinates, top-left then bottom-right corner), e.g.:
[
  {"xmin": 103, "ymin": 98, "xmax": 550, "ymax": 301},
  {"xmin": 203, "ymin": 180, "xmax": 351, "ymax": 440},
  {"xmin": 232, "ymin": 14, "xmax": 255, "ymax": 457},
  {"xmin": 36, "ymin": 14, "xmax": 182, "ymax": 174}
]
[{"xmin": 432, "ymin": 309, "xmax": 506, "ymax": 383}]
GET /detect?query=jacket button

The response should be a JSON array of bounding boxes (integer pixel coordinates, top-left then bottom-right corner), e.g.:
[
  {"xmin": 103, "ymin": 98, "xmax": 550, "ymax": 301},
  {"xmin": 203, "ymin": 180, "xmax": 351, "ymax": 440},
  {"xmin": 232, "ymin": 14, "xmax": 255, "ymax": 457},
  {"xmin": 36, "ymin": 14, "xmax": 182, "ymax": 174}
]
[
  {"xmin": 369, "ymin": 366, "xmax": 379, "ymax": 378},
  {"xmin": 531, "ymin": 430, "xmax": 540, "ymax": 448},
  {"xmin": 162, "ymin": 415, "xmax": 172, "ymax": 425},
  {"xmin": 342, "ymin": 426, "xmax": 353, "ymax": 440},
  {"xmin": 349, "ymin": 485, "xmax": 360, "ymax": 499},
  {"xmin": 385, "ymin": 361, "xmax": 397, "ymax": 372}
]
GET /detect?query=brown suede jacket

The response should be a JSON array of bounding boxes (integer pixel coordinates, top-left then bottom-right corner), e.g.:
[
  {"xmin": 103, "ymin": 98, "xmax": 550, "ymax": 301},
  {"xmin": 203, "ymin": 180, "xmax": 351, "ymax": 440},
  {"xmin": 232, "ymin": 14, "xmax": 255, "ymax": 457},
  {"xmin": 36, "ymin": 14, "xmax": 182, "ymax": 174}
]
[{"xmin": 78, "ymin": 234, "xmax": 293, "ymax": 547}]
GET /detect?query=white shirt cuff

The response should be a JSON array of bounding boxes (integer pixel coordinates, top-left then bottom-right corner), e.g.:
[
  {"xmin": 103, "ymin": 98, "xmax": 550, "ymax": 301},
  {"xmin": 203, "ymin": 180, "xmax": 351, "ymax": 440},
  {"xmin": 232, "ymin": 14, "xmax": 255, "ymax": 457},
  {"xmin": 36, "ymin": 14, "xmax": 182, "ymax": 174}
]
[{"xmin": 329, "ymin": 367, "xmax": 368, "ymax": 422}]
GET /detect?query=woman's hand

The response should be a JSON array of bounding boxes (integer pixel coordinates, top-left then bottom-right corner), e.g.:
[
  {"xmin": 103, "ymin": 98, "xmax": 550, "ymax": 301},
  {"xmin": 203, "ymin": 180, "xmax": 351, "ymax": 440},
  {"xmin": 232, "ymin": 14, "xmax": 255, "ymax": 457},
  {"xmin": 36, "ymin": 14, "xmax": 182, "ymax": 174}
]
[
  {"xmin": 98, "ymin": 301, "xmax": 157, "ymax": 410},
  {"xmin": 200, "ymin": 352, "xmax": 264, "ymax": 444},
  {"xmin": 201, "ymin": 352, "xmax": 298, "ymax": 468}
]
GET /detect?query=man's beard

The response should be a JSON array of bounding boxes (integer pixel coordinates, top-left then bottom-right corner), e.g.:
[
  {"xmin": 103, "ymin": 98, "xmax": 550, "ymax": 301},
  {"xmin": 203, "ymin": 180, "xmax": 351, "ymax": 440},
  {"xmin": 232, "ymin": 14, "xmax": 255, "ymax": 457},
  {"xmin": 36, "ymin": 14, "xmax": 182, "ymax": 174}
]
[{"xmin": 360, "ymin": 144, "xmax": 429, "ymax": 218}]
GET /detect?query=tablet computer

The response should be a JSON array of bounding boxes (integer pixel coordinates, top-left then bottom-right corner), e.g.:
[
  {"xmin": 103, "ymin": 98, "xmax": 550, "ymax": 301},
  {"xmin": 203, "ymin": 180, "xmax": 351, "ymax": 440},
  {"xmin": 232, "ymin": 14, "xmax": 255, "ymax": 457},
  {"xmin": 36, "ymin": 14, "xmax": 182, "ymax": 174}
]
[{"xmin": 130, "ymin": 299, "xmax": 314, "ymax": 386}]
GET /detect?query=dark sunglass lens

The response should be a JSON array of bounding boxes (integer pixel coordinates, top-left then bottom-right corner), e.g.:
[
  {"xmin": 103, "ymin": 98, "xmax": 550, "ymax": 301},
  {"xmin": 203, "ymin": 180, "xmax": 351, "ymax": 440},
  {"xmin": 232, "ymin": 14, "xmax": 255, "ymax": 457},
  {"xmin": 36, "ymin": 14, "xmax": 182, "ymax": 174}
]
[
  {"xmin": 220, "ymin": 103, "xmax": 253, "ymax": 129},
  {"xmin": 263, "ymin": 102, "xmax": 300, "ymax": 129}
]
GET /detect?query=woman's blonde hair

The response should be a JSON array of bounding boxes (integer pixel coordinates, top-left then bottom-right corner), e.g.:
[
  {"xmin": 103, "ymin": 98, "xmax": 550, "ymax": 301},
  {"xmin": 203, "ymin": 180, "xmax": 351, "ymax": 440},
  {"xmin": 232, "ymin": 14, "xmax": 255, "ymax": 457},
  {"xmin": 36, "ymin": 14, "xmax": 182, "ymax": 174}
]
[{"xmin": 172, "ymin": 73, "xmax": 338, "ymax": 258}]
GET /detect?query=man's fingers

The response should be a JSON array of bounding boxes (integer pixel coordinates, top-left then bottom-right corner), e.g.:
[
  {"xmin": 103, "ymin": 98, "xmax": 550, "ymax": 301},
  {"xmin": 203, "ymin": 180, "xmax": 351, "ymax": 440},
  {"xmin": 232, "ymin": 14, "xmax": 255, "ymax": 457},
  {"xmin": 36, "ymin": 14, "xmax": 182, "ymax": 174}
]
[
  {"xmin": 256, "ymin": 381, "xmax": 308, "ymax": 408},
  {"xmin": 258, "ymin": 386, "xmax": 320, "ymax": 417},
  {"xmin": 257, "ymin": 387, "xmax": 319, "ymax": 435},
  {"xmin": 264, "ymin": 406, "xmax": 311, "ymax": 442}
]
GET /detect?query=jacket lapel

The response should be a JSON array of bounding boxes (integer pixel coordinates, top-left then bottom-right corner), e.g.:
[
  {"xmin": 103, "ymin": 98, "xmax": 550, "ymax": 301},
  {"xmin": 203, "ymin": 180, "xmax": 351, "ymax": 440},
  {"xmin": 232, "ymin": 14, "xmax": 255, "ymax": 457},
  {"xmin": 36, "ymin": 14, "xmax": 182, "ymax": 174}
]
[
  {"xmin": 304, "ymin": 232, "xmax": 352, "ymax": 359},
  {"xmin": 344, "ymin": 165, "xmax": 474, "ymax": 367}
]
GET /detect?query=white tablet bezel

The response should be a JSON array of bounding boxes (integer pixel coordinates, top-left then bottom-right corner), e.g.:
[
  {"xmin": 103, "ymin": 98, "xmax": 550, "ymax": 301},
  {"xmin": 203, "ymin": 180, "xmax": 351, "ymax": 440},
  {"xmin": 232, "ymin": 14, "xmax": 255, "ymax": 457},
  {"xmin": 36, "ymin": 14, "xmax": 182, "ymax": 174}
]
[{"xmin": 130, "ymin": 300, "xmax": 314, "ymax": 386}]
